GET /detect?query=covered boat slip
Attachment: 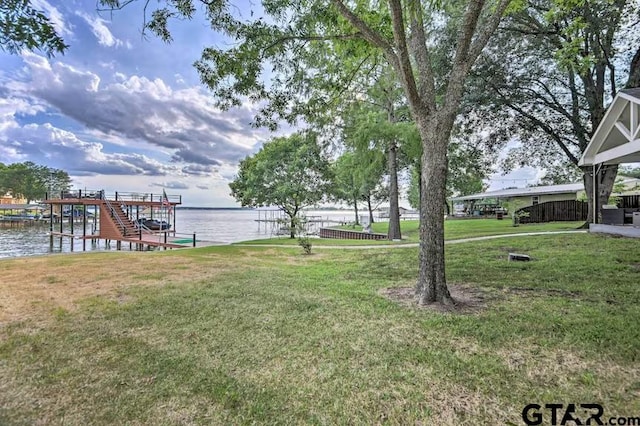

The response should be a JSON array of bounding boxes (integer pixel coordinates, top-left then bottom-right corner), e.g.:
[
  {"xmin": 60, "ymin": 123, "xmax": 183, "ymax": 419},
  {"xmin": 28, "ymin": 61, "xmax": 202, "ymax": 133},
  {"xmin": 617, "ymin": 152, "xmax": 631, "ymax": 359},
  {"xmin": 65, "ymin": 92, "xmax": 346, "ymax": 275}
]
[
  {"xmin": 42, "ymin": 189, "xmax": 195, "ymax": 251},
  {"xmin": 579, "ymin": 88, "xmax": 640, "ymax": 237},
  {"xmin": 0, "ymin": 204, "xmax": 46, "ymax": 227}
]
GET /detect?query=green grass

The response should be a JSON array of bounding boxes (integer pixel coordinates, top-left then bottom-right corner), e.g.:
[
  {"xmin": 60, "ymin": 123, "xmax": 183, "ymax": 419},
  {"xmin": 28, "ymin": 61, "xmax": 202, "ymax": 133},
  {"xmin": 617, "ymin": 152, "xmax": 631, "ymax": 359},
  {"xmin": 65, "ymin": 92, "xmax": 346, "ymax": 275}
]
[
  {"xmin": 238, "ymin": 219, "xmax": 584, "ymax": 245},
  {"xmin": 0, "ymin": 233, "xmax": 639, "ymax": 424}
]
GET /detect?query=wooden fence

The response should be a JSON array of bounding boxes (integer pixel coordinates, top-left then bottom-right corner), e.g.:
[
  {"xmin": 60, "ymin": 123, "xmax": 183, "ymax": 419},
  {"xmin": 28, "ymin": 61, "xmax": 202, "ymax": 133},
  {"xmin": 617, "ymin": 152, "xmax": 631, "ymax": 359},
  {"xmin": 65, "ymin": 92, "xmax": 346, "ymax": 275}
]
[
  {"xmin": 516, "ymin": 200, "xmax": 588, "ymax": 224},
  {"xmin": 620, "ymin": 195, "xmax": 640, "ymax": 209}
]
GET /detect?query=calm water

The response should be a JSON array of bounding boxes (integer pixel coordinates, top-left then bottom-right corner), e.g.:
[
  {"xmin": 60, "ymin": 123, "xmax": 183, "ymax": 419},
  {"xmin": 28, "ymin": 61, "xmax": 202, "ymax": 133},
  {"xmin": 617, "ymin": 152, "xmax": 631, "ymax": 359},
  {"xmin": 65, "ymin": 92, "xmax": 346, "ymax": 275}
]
[{"xmin": 0, "ymin": 209, "xmax": 358, "ymax": 259}]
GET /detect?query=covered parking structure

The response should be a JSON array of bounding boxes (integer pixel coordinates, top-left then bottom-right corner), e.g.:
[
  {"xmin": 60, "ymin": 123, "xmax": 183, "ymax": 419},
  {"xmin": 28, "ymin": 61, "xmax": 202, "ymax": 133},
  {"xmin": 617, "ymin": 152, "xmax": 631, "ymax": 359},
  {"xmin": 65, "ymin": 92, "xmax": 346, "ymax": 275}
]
[{"xmin": 579, "ymin": 88, "xmax": 640, "ymax": 237}]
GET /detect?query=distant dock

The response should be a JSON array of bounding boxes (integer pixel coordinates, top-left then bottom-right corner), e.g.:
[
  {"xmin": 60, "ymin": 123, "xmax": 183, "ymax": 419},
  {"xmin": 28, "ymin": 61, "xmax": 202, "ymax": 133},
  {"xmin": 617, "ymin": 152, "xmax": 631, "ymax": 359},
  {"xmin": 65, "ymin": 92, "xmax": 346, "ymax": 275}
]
[{"xmin": 255, "ymin": 209, "xmax": 350, "ymax": 235}]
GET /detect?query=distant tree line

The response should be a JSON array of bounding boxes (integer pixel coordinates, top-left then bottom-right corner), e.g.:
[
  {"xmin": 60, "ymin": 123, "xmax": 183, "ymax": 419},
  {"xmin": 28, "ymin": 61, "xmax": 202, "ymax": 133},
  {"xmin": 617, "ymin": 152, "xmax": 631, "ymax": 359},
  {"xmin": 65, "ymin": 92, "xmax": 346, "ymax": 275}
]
[{"xmin": 0, "ymin": 162, "xmax": 71, "ymax": 203}]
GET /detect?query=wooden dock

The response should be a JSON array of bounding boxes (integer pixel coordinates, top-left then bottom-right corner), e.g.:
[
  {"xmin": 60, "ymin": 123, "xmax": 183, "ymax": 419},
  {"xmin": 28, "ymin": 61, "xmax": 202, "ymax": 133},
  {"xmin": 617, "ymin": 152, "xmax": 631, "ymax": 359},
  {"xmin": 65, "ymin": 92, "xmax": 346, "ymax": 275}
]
[{"xmin": 42, "ymin": 189, "xmax": 193, "ymax": 252}]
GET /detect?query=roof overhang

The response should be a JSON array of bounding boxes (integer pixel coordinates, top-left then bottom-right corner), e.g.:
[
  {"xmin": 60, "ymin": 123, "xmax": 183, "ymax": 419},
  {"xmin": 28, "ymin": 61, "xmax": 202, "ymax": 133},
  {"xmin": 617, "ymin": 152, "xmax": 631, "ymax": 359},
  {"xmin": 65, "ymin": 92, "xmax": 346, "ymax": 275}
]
[{"xmin": 579, "ymin": 89, "xmax": 640, "ymax": 166}]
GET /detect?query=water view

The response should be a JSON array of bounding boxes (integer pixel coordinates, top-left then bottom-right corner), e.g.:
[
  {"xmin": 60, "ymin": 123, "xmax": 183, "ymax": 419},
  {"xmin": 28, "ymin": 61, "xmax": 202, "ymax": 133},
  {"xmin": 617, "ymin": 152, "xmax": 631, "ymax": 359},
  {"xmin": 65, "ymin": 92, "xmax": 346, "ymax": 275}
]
[{"xmin": 0, "ymin": 208, "xmax": 359, "ymax": 259}]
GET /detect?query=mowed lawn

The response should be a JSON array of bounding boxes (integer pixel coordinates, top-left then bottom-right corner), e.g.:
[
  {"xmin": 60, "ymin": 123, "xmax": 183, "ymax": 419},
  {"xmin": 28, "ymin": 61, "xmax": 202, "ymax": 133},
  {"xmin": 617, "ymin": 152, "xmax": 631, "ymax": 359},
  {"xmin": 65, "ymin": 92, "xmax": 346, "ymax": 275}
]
[
  {"xmin": 238, "ymin": 218, "xmax": 585, "ymax": 245},
  {"xmin": 1, "ymin": 232, "xmax": 639, "ymax": 424}
]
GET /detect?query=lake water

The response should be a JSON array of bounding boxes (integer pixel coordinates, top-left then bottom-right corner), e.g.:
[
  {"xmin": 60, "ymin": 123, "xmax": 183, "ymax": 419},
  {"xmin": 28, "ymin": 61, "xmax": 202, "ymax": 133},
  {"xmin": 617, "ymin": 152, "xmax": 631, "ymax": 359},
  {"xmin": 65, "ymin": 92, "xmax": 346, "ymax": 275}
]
[{"xmin": 0, "ymin": 209, "xmax": 359, "ymax": 259}]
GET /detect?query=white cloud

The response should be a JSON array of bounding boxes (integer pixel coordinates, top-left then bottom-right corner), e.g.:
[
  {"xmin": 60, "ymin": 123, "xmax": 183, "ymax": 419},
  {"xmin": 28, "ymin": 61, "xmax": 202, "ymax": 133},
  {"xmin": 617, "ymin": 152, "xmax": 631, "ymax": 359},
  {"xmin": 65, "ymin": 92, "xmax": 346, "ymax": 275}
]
[
  {"xmin": 10, "ymin": 53, "xmax": 269, "ymax": 168},
  {"xmin": 0, "ymin": 121, "xmax": 176, "ymax": 176},
  {"xmin": 32, "ymin": 0, "xmax": 73, "ymax": 37},
  {"xmin": 76, "ymin": 11, "xmax": 127, "ymax": 48},
  {"xmin": 150, "ymin": 181, "xmax": 189, "ymax": 190}
]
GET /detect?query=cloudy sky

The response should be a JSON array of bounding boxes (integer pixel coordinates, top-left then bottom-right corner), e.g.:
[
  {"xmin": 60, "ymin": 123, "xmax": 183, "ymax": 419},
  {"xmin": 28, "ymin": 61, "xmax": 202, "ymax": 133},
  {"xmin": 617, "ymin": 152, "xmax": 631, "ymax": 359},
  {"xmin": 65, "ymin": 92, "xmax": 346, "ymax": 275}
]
[{"xmin": 0, "ymin": 1, "xmax": 536, "ymax": 207}]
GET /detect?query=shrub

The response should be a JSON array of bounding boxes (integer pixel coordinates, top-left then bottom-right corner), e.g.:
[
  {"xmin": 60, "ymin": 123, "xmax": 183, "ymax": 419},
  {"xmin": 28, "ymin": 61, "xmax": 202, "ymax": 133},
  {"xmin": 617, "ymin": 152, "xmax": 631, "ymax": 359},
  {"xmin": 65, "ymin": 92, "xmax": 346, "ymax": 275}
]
[{"xmin": 297, "ymin": 236, "xmax": 312, "ymax": 255}]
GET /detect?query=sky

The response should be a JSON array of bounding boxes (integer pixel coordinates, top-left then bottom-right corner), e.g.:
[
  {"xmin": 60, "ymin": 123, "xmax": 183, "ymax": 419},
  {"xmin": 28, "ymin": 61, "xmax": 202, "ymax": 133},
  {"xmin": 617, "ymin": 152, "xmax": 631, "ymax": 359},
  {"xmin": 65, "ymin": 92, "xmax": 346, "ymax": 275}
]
[{"xmin": 0, "ymin": 1, "xmax": 538, "ymax": 207}]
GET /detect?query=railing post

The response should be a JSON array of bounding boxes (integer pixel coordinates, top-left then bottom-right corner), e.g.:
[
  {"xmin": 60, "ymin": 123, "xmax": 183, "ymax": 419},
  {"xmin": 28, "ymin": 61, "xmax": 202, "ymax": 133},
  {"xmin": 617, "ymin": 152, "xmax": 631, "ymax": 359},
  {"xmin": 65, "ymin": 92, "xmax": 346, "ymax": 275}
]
[{"xmin": 115, "ymin": 191, "xmax": 118, "ymax": 201}]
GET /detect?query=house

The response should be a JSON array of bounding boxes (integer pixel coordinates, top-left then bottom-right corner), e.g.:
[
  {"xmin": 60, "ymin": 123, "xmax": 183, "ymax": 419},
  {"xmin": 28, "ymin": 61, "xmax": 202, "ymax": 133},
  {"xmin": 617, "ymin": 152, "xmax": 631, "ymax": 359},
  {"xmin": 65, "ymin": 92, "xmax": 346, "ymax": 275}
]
[
  {"xmin": 450, "ymin": 183, "xmax": 584, "ymax": 216},
  {"xmin": 579, "ymin": 88, "xmax": 640, "ymax": 236},
  {"xmin": 0, "ymin": 193, "xmax": 27, "ymax": 205}
]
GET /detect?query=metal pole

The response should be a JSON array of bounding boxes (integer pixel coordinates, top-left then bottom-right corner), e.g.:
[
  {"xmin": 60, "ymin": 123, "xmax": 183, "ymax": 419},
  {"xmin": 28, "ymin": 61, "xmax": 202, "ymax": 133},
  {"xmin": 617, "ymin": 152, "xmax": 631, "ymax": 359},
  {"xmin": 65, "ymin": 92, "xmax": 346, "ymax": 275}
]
[
  {"xmin": 70, "ymin": 204, "xmax": 74, "ymax": 235},
  {"xmin": 83, "ymin": 204, "xmax": 87, "ymax": 251},
  {"xmin": 193, "ymin": 233, "xmax": 196, "ymax": 247},
  {"xmin": 592, "ymin": 165, "xmax": 597, "ymax": 224}
]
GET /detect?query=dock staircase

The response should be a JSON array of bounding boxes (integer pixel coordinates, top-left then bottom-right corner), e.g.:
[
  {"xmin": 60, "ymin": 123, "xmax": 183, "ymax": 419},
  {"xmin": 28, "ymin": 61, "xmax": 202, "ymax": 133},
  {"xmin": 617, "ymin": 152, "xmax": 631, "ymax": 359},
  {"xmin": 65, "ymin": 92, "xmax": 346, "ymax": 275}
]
[{"xmin": 100, "ymin": 198, "xmax": 140, "ymax": 239}]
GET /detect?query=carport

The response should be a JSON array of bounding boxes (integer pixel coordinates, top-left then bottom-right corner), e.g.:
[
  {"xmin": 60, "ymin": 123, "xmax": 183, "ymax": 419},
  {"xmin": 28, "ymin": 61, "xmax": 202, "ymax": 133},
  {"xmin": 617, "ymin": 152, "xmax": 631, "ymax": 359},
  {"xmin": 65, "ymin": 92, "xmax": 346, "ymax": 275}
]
[{"xmin": 579, "ymin": 88, "xmax": 640, "ymax": 237}]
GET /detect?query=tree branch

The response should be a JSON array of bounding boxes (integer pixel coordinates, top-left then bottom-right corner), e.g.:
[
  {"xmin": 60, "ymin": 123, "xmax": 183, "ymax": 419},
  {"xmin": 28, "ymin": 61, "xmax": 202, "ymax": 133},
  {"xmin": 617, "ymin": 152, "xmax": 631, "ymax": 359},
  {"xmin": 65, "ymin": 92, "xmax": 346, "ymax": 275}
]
[
  {"xmin": 408, "ymin": 3, "xmax": 436, "ymax": 112},
  {"xmin": 467, "ymin": 0, "xmax": 513, "ymax": 69},
  {"xmin": 505, "ymin": 101, "xmax": 580, "ymax": 165},
  {"xmin": 387, "ymin": 0, "xmax": 422, "ymax": 110},
  {"xmin": 331, "ymin": 0, "xmax": 396, "ymax": 61}
]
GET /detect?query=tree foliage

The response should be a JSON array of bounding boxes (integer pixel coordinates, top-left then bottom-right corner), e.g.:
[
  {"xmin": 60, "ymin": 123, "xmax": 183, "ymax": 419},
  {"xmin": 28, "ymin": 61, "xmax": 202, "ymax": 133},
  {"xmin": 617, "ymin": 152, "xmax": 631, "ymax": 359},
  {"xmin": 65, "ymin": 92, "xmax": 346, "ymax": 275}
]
[
  {"xmin": 331, "ymin": 149, "xmax": 386, "ymax": 225},
  {"xmin": 229, "ymin": 132, "xmax": 331, "ymax": 238},
  {"xmin": 99, "ymin": 0, "xmax": 513, "ymax": 305},
  {"xmin": 619, "ymin": 166, "xmax": 640, "ymax": 179},
  {"xmin": 465, "ymin": 0, "xmax": 640, "ymax": 222},
  {"xmin": 340, "ymin": 83, "xmax": 420, "ymax": 239},
  {"xmin": 0, "ymin": 0, "xmax": 68, "ymax": 56},
  {"xmin": 0, "ymin": 162, "xmax": 71, "ymax": 202}
]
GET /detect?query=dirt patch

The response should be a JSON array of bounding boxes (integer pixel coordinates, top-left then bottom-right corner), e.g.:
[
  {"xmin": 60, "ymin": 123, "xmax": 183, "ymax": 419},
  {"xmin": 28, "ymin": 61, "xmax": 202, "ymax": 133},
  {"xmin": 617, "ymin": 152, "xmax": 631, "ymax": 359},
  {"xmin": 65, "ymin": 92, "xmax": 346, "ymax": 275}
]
[
  {"xmin": 379, "ymin": 284, "xmax": 487, "ymax": 314},
  {"xmin": 0, "ymin": 252, "xmax": 233, "ymax": 326}
]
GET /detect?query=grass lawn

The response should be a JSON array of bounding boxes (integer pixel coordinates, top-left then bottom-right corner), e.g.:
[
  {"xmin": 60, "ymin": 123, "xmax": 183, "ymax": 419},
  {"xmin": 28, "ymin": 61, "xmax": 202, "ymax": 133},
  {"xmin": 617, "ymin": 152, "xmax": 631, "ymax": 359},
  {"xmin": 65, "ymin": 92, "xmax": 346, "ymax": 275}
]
[
  {"xmin": 239, "ymin": 218, "xmax": 585, "ymax": 245},
  {"xmin": 1, "ymin": 232, "xmax": 639, "ymax": 424}
]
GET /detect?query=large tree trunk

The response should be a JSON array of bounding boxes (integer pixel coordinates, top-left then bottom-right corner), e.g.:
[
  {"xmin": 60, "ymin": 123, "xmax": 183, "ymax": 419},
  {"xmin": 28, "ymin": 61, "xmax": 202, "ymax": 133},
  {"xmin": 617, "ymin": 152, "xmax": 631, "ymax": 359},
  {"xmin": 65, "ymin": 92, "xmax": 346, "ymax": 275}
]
[
  {"xmin": 387, "ymin": 141, "xmax": 402, "ymax": 240},
  {"xmin": 415, "ymin": 117, "xmax": 454, "ymax": 306},
  {"xmin": 582, "ymin": 165, "xmax": 618, "ymax": 224},
  {"xmin": 626, "ymin": 47, "xmax": 640, "ymax": 89}
]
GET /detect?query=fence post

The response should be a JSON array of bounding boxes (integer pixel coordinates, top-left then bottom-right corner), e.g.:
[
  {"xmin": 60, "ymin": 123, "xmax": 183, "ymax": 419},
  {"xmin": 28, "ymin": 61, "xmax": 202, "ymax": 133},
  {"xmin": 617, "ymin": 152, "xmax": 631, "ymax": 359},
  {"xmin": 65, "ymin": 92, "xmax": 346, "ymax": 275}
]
[{"xmin": 193, "ymin": 233, "xmax": 196, "ymax": 247}]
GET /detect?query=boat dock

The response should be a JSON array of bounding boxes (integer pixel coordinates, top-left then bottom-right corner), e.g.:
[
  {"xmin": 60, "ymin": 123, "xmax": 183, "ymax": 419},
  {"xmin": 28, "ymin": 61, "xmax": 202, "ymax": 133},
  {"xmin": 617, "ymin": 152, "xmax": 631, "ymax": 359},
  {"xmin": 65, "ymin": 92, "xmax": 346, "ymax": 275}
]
[
  {"xmin": 255, "ymin": 209, "xmax": 349, "ymax": 235},
  {"xmin": 42, "ymin": 189, "xmax": 195, "ymax": 252}
]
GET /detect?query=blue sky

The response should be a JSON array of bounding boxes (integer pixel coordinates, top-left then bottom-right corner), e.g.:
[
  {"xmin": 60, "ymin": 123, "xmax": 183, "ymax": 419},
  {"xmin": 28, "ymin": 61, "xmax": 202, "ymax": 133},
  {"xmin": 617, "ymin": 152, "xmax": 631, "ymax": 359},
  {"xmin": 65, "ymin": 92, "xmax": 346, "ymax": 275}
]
[{"xmin": 0, "ymin": 1, "xmax": 536, "ymax": 206}]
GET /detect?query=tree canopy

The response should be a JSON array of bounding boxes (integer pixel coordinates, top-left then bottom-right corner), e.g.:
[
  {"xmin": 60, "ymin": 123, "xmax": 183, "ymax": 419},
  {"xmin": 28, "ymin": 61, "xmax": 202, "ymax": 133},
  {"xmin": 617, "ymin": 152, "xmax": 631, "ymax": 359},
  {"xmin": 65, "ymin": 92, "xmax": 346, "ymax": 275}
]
[
  {"xmin": 229, "ymin": 132, "xmax": 331, "ymax": 238},
  {"xmin": 93, "ymin": 0, "xmax": 513, "ymax": 305},
  {"xmin": 0, "ymin": 0, "xmax": 68, "ymax": 56},
  {"xmin": 464, "ymin": 0, "xmax": 640, "ymax": 221},
  {"xmin": 331, "ymin": 149, "xmax": 386, "ymax": 225},
  {"xmin": 0, "ymin": 162, "xmax": 71, "ymax": 203}
]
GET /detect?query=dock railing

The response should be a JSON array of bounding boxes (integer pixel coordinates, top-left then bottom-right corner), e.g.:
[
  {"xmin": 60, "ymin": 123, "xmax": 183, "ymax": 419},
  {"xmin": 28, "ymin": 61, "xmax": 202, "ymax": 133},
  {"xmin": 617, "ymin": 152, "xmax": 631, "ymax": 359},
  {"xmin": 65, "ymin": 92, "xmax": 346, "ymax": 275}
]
[
  {"xmin": 112, "ymin": 191, "xmax": 181, "ymax": 204},
  {"xmin": 104, "ymin": 197, "xmax": 129, "ymax": 236},
  {"xmin": 44, "ymin": 190, "xmax": 181, "ymax": 204},
  {"xmin": 163, "ymin": 231, "xmax": 197, "ymax": 247}
]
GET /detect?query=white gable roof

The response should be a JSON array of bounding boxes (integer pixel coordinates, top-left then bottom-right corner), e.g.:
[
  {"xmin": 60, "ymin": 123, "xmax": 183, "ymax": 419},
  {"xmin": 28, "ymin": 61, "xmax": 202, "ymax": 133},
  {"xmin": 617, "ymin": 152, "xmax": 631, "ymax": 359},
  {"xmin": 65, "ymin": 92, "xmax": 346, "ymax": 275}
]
[{"xmin": 579, "ymin": 88, "xmax": 640, "ymax": 166}]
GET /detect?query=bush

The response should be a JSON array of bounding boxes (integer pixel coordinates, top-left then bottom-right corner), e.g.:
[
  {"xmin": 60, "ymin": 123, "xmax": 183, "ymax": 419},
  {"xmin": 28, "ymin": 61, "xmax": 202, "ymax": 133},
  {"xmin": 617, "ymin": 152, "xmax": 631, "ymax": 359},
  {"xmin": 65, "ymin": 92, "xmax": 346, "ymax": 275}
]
[{"xmin": 297, "ymin": 236, "xmax": 312, "ymax": 255}]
